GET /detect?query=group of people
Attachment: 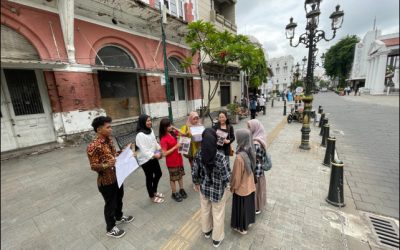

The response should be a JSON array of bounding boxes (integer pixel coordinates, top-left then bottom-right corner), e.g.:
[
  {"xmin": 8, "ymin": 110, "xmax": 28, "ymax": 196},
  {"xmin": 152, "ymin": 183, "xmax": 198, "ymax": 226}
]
[{"xmin": 87, "ymin": 110, "xmax": 269, "ymax": 248}]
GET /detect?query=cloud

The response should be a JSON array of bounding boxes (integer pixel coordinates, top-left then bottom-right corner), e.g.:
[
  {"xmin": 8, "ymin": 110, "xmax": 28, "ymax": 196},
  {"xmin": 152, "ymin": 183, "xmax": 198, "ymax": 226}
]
[{"xmin": 236, "ymin": 0, "xmax": 399, "ymax": 64}]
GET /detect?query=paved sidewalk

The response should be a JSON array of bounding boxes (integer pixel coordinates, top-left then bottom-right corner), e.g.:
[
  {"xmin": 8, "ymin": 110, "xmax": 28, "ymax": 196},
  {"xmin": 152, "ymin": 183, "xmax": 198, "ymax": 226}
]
[{"xmin": 1, "ymin": 101, "xmax": 374, "ymax": 249}]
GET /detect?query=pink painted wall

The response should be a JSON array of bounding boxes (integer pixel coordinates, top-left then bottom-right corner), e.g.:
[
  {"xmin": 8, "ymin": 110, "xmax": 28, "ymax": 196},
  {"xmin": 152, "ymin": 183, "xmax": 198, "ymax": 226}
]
[{"xmin": 1, "ymin": 2, "xmax": 68, "ymax": 61}]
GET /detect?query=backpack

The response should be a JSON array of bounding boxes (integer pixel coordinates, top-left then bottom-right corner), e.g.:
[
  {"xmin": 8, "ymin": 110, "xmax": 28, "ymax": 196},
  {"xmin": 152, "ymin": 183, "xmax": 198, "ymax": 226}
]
[{"xmin": 250, "ymin": 99, "xmax": 257, "ymax": 110}]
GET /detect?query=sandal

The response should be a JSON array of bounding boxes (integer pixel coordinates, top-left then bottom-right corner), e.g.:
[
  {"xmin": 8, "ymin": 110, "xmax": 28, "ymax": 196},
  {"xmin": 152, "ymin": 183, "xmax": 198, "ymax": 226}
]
[
  {"xmin": 154, "ymin": 192, "xmax": 165, "ymax": 198},
  {"xmin": 152, "ymin": 197, "xmax": 164, "ymax": 203}
]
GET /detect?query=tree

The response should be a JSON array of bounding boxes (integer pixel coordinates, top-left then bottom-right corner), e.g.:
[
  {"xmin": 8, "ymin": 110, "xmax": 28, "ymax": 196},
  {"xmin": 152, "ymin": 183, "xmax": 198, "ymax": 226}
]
[
  {"xmin": 323, "ymin": 35, "xmax": 359, "ymax": 88},
  {"xmin": 183, "ymin": 21, "xmax": 267, "ymax": 115}
]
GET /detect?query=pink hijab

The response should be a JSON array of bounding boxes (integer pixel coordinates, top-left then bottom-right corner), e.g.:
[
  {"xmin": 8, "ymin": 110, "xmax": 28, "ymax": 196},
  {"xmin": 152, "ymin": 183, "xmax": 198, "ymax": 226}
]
[
  {"xmin": 186, "ymin": 111, "xmax": 201, "ymax": 126},
  {"xmin": 248, "ymin": 119, "xmax": 267, "ymax": 149}
]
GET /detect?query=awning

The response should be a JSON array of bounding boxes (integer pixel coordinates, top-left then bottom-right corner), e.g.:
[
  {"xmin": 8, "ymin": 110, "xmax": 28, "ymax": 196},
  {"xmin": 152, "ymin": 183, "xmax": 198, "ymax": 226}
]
[
  {"xmin": 1, "ymin": 58, "xmax": 68, "ymax": 69},
  {"xmin": 92, "ymin": 65, "xmax": 200, "ymax": 78}
]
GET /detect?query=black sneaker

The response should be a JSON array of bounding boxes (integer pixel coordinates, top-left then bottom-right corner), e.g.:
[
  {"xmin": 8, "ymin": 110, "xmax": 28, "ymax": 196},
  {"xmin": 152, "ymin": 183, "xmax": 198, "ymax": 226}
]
[
  {"xmin": 213, "ymin": 239, "xmax": 223, "ymax": 248},
  {"xmin": 179, "ymin": 189, "xmax": 188, "ymax": 199},
  {"xmin": 106, "ymin": 226, "xmax": 125, "ymax": 238},
  {"xmin": 116, "ymin": 215, "xmax": 135, "ymax": 224},
  {"xmin": 204, "ymin": 230, "xmax": 212, "ymax": 239},
  {"xmin": 171, "ymin": 192, "xmax": 183, "ymax": 202}
]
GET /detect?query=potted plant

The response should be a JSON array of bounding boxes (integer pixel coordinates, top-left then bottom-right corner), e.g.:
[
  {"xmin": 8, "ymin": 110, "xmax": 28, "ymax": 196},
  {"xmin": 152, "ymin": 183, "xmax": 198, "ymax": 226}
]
[{"xmin": 227, "ymin": 103, "xmax": 240, "ymax": 124}]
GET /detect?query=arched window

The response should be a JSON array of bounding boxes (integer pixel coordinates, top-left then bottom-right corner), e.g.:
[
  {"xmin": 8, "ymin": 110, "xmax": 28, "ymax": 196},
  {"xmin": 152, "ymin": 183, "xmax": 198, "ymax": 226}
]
[
  {"xmin": 96, "ymin": 46, "xmax": 135, "ymax": 67},
  {"xmin": 96, "ymin": 46, "xmax": 140, "ymax": 120},
  {"xmin": 167, "ymin": 57, "xmax": 185, "ymax": 72}
]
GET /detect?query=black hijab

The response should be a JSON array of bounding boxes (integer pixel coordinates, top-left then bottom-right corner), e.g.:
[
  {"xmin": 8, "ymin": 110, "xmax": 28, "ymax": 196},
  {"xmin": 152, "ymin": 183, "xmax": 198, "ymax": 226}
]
[
  {"xmin": 201, "ymin": 128, "xmax": 218, "ymax": 174},
  {"xmin": 136, "ymin": 114, "xmax": 152, "ymax": 135}
]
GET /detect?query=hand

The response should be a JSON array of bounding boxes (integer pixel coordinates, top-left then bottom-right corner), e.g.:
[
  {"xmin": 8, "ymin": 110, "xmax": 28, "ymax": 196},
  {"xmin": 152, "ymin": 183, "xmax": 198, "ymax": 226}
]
[
  {"xmin": 107, "ymin": 158, "xmax": 116, "ymax": 166},
  {"xmin": 154, "ymin": 153, "xmax": 162, "ymax": 159},
  {"xmin": 193, "ymin": 184, "xmax": 200, "ymax": 192},
  {"xmin": 224, "ymin": 139, "xmax": 230, "ymax": 144},
  {"xmin": 175, "ymin": 143, "xmax": 182, "ymax": 149},
  {"xmin": 123, "ymin": 143, "xmax": 132, "ymax": 150}
]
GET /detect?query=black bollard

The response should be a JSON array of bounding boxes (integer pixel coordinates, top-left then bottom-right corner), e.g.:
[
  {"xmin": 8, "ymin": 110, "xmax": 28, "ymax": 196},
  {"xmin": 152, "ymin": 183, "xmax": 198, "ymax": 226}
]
[
  {"xmin": 318, "ymin": 113, "xmax": 325, "ymax": 128},
  {"xmin": 318, "ymin": 106, "xmax": 323, "ymax": 114},
  {"xmin": 320, "ymin": 118, "xmax": 328, "ymax": 136},
  {"xmin": 283, "ymin": 100, "xmax": 287, "ymax": 116},
  {"xmin": 326, "ymin": 151, "xmax": 345, "ymax": 207},
  {"xmin": 323, "ymin": 137, "xmax": 336, "ymax": 166},
  {"xmin": 271, "ymin": 98, "xmax": 274, "ymax": 108},
  {"xmin": 321, "ymin": 123, "xmax": 330, "ymax": 147}
]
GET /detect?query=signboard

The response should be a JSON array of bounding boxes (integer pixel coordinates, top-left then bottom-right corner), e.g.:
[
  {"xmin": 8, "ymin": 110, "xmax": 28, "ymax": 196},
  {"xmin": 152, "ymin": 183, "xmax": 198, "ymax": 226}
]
[{"xmin": 295, "ymin": 87, "xmax": 303, "ymax": 94}]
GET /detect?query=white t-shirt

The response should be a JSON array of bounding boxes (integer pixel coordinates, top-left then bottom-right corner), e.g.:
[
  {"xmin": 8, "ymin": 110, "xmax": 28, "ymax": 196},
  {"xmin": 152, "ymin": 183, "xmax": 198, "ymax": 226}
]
[
  {"xmin": 135, "ymin": 130, "xmax": 161, "ymax": 165},
  {"xmin": 258, "ymin": 97, "xmax": 266, "ymax": 106}
]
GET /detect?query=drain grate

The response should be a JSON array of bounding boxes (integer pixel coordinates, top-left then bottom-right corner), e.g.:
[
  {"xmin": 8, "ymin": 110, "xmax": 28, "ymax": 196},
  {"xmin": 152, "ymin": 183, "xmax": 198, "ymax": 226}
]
[{"xmin": 368, "ymin": 215, "xmax": 399, "ymax": 249}]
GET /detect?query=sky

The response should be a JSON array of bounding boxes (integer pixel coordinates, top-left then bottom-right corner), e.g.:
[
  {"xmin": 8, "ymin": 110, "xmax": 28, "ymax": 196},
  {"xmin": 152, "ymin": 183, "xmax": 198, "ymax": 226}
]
[{"xmin": 236, "ymin": 0, "xmax": 399, "ymax": 67}]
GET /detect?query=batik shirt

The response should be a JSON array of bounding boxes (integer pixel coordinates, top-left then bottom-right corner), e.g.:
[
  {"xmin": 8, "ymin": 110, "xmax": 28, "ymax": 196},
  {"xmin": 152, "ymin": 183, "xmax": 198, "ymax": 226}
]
[
  {"xmin": 254, "ymin": 143, "xmax": 266, "ymax": 178},
  {"xmin": 192, "ymin": 150, "xmax": 230, "ymax": 202},
  {"xmin": 87, "ymin": 136, "xmax": 118, "ymax": 186}
]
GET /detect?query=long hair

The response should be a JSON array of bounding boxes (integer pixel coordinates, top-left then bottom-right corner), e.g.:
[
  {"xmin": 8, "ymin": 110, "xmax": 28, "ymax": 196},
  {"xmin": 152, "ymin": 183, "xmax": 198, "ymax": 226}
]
[
  {"xmin": 158, "ymin": 118, "xmax": 171, "ymax": 139},
  {"xmin": 217, "ymin": 110, "xmax": 230, "ymax": 126}
]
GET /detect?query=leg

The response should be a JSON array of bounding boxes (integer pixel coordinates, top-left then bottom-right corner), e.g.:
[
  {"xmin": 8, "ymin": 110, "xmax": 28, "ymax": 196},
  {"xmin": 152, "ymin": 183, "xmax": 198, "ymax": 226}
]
[
  {"xmin": 199, "ymin": 192, "xmax": 213, "ymax": 234},
  {"xmin": 142, "ymin": 160, "xmax": 155, "ymax": 198},
  {"xmin": 98, "ymin": 183, "xmax": 118, "ymax": 232},
  {"xmin": 211, "ymin": 188, "xmax": 229, "ymax": 241},
  {"xmin": 115, "ymin": 183, "xmax": 124, "ymax": 220},
  {"xmin": 178, "ymin": 178, "xmax": 184, "ymax": 189},
  {"xmin": 151, "ymin": 159, "xmax": 163, "ymax": 195},
  {"xmin": 170, "ymin": 181, "xmax": 177, "ymax": 193}
]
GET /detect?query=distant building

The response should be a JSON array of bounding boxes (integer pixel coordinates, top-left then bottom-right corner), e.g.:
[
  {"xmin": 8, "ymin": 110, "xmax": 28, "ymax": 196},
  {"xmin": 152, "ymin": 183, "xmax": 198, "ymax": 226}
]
[
  {"xmin": 269, "ymin": 55, "xmax": 295, "ymax": 92},
  {"xmin": 349, "ymin": 29, "xmax": 399, "ymax": 94}
]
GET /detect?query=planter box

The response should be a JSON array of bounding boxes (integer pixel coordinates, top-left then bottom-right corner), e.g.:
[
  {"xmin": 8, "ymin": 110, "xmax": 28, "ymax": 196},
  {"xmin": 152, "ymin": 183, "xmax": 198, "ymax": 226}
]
[{"xmin": 229, "ymin": 114, "xmax": 239, "ymax": 124}]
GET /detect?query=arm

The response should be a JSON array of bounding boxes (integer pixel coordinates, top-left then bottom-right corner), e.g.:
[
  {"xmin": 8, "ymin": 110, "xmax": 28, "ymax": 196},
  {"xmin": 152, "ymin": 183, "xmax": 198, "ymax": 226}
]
[
  {"xmin": 230, "ymin": 156, "xmax": 243, "ymax": 192},
  {"xmin": 180, "ymin": 125, "xmax": 191, "ymax": 137},
  {"xmin": 229, "ymin": 126, "xmax": 235, "ymax": 144},
  {"xmin": 87, "ymin": 145, "xmax": 107, "ymax": 173},
  {"xmin": 160, "ymin": 137, "xmax": 180, "ymax": 157}
]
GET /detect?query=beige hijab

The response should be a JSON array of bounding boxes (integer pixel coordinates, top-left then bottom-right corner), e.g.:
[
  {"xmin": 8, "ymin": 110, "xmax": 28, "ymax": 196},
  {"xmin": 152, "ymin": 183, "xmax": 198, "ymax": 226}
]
[{"xmin": 186, "ymin": 111, "xmax": 201, "ymax": 126}]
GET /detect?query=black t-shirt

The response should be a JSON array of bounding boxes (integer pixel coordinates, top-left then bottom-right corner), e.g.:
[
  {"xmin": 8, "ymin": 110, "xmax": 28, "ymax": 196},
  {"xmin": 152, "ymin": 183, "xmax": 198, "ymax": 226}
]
[{"xmin": 212, "ymin": 123, "xmax": 235, "ymax": 156}]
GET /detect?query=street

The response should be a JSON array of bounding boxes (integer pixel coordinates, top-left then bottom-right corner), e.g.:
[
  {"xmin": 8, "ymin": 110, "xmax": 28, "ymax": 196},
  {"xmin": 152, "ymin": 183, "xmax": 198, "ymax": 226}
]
[{"xmin": 314, "ymin": 92, "xmax": 399, "ymax": 219}]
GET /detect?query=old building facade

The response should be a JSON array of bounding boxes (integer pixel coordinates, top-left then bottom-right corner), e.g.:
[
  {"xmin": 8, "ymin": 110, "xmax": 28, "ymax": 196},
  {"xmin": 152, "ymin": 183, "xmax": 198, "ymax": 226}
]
[
  {"xmin": 1, "ymin": 0, "xmax": 206, "ymax": 152},
  {"xmin": 349, "ymin": 29, "xmax": 399, "ymax": 95},
  {"xmin": 268, "ymin": 55, "xmax": 295, "ymax": 92}
]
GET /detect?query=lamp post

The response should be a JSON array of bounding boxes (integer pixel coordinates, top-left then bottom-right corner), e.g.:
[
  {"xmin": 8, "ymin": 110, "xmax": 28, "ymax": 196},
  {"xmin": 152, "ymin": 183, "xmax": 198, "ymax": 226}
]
[
  {"xmin": 301, "ymin": 56, "xmax": 307, "ymax": 80},
  {"xmin": 285, "ymin": 0, "xmax": 344, "ymax": 150}
]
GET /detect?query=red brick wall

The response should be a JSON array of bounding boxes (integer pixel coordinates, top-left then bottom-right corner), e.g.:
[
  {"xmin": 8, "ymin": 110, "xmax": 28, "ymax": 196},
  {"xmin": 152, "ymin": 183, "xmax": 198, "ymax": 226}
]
[
  {"xmin": 53, "ymin": 72, "xmax": 99, "ymax": 112},
  {"xmin": 140, "ymin": 76, "xmax": 167, "ymax": 104},
  {"xmin": 184, "ymin": 1, "xmax": 194, "ymax": 22},
  {"xmin": 192, "ymin": 79, "xmax": 202, "ymax": 99},
  {"xmin": 43, "ymin": 71, "xmax": 62, "ymax": 113}
]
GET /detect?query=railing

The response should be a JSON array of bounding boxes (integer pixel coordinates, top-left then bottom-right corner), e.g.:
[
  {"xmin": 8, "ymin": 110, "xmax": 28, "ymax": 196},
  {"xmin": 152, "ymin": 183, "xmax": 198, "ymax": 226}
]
[{"xmin": 215, "ymin": 13, "xmax": 237, "ymax": 32}]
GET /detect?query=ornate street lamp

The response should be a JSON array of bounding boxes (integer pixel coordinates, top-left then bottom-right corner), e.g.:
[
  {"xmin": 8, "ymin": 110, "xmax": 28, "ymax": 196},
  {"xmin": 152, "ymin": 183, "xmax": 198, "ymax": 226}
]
[{"xmin": 285, "ymin": 1, "xmax": 344, "ymax": 150}]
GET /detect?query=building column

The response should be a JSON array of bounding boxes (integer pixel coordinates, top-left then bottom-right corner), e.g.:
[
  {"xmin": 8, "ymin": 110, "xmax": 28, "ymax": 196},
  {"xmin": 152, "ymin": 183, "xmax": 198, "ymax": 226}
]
[
  {"xmin": 58, "ymin": 0, "xmax": 76, "ymax": 63},
  {"xmin": 373, "ymin": 54, "xmax": 388, "ymax": 94},
  {"xmin": 184, "ymin": 0, "xmax": 194, "ymax": 22}
]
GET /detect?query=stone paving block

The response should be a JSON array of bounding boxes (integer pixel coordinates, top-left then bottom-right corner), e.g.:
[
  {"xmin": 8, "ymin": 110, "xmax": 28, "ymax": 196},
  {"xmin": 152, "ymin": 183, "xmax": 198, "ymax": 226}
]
[
  {"xmin": 1, "ymin": 219, "xmax": 40, "ymax": 249},
  {"xmin": 32, "ymin": 208, "xmax": 67, "ymax": 233}
]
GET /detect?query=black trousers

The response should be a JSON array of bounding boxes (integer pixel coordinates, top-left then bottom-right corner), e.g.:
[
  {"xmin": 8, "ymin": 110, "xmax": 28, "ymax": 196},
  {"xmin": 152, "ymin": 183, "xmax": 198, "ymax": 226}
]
[
  {"xmin": 261, "ymin": 105, "xmax": 266, "ymax": 115},
  {"xmin": 142, "ymin": 158, "xmax": 163, "ymax": 198},
  {"xmin": 250, "ymin": 110, "xmax": 256, "ymax": 119},
  {"xmin": 98, "ymin": 182, "xmax": 124, "ymax": 232}
]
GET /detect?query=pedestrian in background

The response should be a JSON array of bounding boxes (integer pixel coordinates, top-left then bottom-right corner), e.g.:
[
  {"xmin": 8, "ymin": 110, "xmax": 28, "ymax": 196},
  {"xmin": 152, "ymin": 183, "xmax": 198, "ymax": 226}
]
[
  {"xmin": 159, "ymin": 118, "xmax": 188, "ymax": 202},
  {"xmin": 192, "ymin": 128, "xmax": 231, "ymax": 248},
  {"xmin": 248, "ymin": 119, "xmax": 267, "ymax": 215},
  {"xmin": 136, "ymin": 114, "xmax": 164, "ymax": 204},
  {"xmin": 230, "ymin": 129, "xmax": 256, "ymax": 235},
  {"xmin": 180, "ymin": 111, "xmax": 202, "ymax": 169},
  {"xmin": 249, "ymin": 97, "xmax": 257, "ymax": 119},
  {"xmin": 213, "ymin": 111, "xmax": 235, "ymax": 171},
  {"xmin": 87, "ymin": 116, "xmax": 134, "ymax": 238},
  {"xmin": 258, "ymin": 94, "xmax": 266, "ymax": 115}
]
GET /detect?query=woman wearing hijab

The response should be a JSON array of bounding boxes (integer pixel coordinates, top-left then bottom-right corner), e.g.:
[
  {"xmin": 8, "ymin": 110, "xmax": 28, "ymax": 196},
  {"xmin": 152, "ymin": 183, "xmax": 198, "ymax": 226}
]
[
  {"xmin": 135, "ymin": 114, "xmax": 164, "ymax": 203},
  {"xmin": 230, "ymin": 129, "xmax": 256, "ymax": 235},
  {"xmin": 192, "ymin": 128, "xmax": 230, "ymax": 248},
  {"xmin": 180, "ymin": 111, "xmax": 202, "ymax": 168},
  {"xmin": 247, "ymin": 119, "xmax": 267, "ymax": 214}
]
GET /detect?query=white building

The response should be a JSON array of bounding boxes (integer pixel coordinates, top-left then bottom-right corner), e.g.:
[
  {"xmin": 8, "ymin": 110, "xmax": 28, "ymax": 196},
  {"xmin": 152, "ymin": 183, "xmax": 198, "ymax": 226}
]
[
  {"xmin": 269, "ymin": 55, "xmax": 295, "ymax": 92},
  {"xmin": 349, "ymin": 29, "xmax": 399, "ymax": 95}
]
